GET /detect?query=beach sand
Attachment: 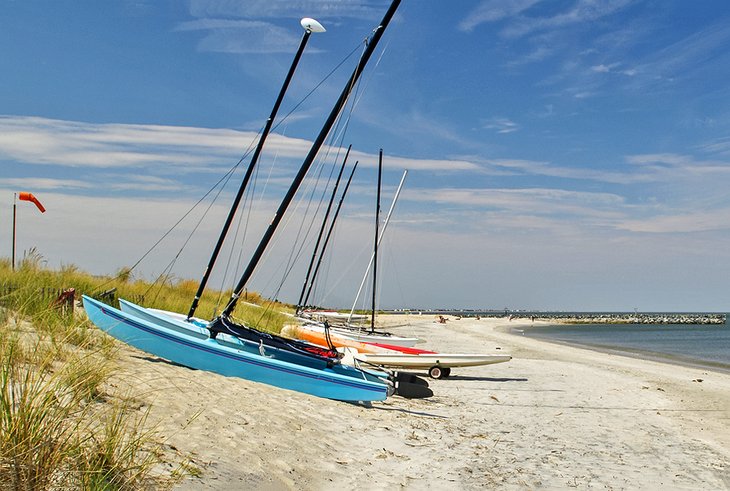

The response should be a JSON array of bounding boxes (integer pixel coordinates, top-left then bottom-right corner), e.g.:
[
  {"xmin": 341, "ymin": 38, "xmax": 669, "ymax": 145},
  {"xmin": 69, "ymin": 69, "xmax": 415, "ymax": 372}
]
[{"xmin": 107, "ymin": 315, "xmax": 730, "ymax": 490}]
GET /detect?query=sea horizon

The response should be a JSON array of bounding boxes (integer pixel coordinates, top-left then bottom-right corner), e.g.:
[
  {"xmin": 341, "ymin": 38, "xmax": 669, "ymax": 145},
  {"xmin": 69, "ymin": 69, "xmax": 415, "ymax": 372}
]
[{"xmin": 517, "ymin": 320, "xmax": 730, "ymax": 375}]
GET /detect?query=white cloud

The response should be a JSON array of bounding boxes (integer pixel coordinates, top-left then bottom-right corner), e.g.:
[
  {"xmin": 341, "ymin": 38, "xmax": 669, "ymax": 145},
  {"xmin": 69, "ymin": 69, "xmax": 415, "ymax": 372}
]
[
  {"xmin": 616, "ymin": 208, "xmax": 730, "ymax": 233},
  {"xmin": 0, "ymin": 115, "xmax": 482, "ymax": 173},
  {"xmin": 591, "ymin": 64, "xmax": 612, "ymax": 73},
  {"xmin": 181, "ymin": 0, "xmax": 381, "ymax": 53},
  {"xmin": 501, "ymin": 0, "xmax": 633, "ymax": 39},
  {"xmin": 459, "ymin": 0, "xmax": 540, "ymax": 32},
  {"xmin": 0, "ymin": 116, "xmax": 252, "ymax": 170},
  {"xmin": 483, "ymin": 117, "xmax": 519, "ymax": 134},
  {"xmin": 188, "ymin": 0, "xmax": 380, "ymax": 21}
]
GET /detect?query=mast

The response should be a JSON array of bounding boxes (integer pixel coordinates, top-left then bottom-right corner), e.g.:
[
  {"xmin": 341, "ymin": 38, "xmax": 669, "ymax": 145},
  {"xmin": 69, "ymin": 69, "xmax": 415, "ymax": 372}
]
[
  {"xmin": 221, "ymin": 0, "xmax": 401, "ymax": 318},
  {"xmin": 301, "ymin": 160, "xmax": 359, "ymax": 310},
  {"xmin": 11, "ymin": 193, "xmax": 16, "ymax": 271},
  {"xmin": 296, "ymin": 145, "xmax": 352, "ymax": 312},
  {"xmin": 371, "ymin": 149, "xmax": 383, "ymax": 332},
  {"xmin": 348, "ymin": 169, "xmax": 407, "ymax": 324},
  {"xmin": 186, "ymin": 18, "xmax": 325, "ymax": 320}
]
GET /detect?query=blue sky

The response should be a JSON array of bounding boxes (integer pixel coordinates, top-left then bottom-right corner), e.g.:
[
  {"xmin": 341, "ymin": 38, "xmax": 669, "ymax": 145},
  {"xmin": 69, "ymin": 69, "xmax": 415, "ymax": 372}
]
[{"xmin": 2, "ymin": 0, "xmax": 730, "ymax": 311}]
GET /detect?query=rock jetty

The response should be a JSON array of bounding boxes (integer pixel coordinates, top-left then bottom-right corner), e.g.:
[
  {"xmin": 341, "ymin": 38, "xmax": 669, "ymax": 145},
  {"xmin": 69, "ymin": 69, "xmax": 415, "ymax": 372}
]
[
  {"xmin": 530, "ymin": 313, "xmax": 727, "ymax": 325},
  {"xmin": 391, "ymin": 310, "xmax": 727, "ymax": 325}
]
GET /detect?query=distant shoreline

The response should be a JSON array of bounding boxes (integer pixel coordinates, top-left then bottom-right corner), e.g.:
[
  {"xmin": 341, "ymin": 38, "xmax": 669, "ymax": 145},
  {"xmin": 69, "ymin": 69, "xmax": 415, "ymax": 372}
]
[
  {"xmin": 382, "ymin": 310, "xmax": 727, "ymax": 325},
  {"xmin": 509, "ymin": 325, "xmax": 730, "ymax": 375}
]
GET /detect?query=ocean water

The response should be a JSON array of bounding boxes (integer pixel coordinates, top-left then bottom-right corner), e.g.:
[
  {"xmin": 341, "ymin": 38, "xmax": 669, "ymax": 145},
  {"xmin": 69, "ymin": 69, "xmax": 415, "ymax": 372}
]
[{"xmin": 520, "ymin": 319, "xmax": 730, "ymax": 372}]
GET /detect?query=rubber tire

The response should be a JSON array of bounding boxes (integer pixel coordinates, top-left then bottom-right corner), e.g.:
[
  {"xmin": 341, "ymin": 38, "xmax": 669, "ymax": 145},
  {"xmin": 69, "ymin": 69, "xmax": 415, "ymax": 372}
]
[
  {"xmin": 442, "ymin": 367, "xmax": 451, "ymax": 378},
  {"xmin": 429, "ymin": 366, "xmax": 444, "ymax": 379}
]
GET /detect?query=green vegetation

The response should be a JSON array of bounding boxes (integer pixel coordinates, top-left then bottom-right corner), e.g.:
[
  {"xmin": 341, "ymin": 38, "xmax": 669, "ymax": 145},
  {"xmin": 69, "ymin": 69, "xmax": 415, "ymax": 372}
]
[
  {"xmin": 0, "ymin": 253, "xmax": 294, "ymax": 335},
  {"xmin": 0, "ymin": 255, "xmax": 292, "ymax": 489}
]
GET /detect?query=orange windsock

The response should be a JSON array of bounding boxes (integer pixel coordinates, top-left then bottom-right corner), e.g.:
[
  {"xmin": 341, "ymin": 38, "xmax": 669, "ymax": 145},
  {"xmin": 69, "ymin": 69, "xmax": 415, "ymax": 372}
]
[{"xmin": 18, "ymin": 192, "xmax": 46, "ymax": 213}]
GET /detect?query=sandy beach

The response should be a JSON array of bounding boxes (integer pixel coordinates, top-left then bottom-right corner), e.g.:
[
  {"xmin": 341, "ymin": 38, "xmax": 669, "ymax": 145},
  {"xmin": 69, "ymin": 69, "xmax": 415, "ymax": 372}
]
[{"xmin": 107, "ymin": 315, "xmax": 730, "ymax": 490}]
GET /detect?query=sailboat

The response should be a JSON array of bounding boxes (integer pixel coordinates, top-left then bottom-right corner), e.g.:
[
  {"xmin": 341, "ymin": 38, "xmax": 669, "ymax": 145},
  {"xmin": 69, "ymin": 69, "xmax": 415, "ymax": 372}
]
[
  {"xmin": 287, "ymin": 145, "xmax": 420, "ymax": 347},
  {"xmin": 285, "ymin": 151, "xmax": 513, "ymax": 379},
  {"xmin": 292, "ymin": 168, "xmax": 421, "ymax": 347},
  {"xmin": 84, "ymin": 2, "xmax": 405, "ymax": 402}
]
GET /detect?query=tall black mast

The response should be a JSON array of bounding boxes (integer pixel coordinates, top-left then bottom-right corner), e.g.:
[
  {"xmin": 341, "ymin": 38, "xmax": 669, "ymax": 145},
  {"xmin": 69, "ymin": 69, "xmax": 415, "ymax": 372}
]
[
  {"xmin": 186, "ymin": 18, "xmax": 325, "ymax": 320},
  {"xmin": 371, "ymin": 149, "xmax": 383, "ymax": 332},
  {"xmin": 296, "ymin": 145, "xmax": 352, "ymax": 312},
  {"xmin": 301, "ymin": 160, "xmax": 359, "ymax": 310},
  {"xmin": 221, "ymin": 0, "xmax": 401, "ymax": 318}
]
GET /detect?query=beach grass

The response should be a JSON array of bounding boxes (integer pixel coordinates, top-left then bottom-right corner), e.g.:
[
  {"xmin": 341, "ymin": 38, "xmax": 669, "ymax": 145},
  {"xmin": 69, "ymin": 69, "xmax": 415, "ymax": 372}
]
[
  {"xmin": 0, "ymin": 255, "xmax": 295, "ymax": 489},
  {"xmin": 0, "ymin": 326, "xmax": 178, "ymax": 490},
  {"xmin": 0, "ymin": 253, "xmax": 293, "ymax": 334}
]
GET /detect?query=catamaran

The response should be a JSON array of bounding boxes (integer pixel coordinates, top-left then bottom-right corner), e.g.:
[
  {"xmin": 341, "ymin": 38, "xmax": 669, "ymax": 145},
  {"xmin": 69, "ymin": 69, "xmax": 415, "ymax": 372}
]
[
  {"xmin": 292, "ymin": 167, "xmax": 421, "ymax": 347},
  {"xmin": 84, "ymin": 1, "xmax": 413, "ymax": 401}
]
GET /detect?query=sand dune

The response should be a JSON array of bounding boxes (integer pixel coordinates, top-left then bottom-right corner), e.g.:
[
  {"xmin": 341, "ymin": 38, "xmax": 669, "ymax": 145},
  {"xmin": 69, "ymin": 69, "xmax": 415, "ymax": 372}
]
[{"xmin": 106, "ymin": 315, "xmax": 730, "ymax": 489}]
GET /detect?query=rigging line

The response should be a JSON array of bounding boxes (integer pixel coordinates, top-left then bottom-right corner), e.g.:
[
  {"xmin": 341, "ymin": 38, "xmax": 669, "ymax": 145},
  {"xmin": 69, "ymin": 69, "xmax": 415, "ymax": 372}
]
[
  {"xmin": 266, "ymin": 107, "xmax": 356, "ymax": 302},
  {"xmin": 265, "ymin": 175, "xmax": 331, "ymax": 303},
  {"xmin": 217, "ymin": 114, "xmax": 287, "ymax": 312},
  {"xmin": 92, "ymin": 162, "xmax": 242, "ymax": 295},
  {"xmin": 269, "ymin": 42, "xmax": 362, "ymax": 136},
  {"xmin": 250, "ymin": 34, "xmax": 369, "ymax": 297},
  {"xmin": 297, "ymin": 146, "xmax": 351, "ymax": 309},
  {"xmin": 217, "ymin": 120, "xmax": 271, "ymax": 303},
  {"xmin": 143, "ymin": 163, "xmax": 238, "ymax": 300},
  {"xmin": 211, "ymin": 46, "xmax": 363, "ymax": 305},
  {"xmin": 214, "ymin": 173, "xmax": 252, "ymax": 313},
  {"xmin": 254, "ymin": 105, "xmax": 353, "ymax": 298},
  {"xmin": 221, "ymin": 0, "xmax": 400, "ymax": 317},
  {"xmin": 278, "ymin": 152, "xmax": 333, "ymax": 286},
  {"xmin": 301, "ymin": 158, "xmax": 359, "ymax": 309},
  {"xmin": 350, "ymin": 36, "xmax": 392, "ymax": 113},
  {"xmin": 97, "ymin": 124, "xmax": 263, "ymax": 295},
  {"xmin": 226, "ymin": 119, "xmax": 284, "ymax": 302}
]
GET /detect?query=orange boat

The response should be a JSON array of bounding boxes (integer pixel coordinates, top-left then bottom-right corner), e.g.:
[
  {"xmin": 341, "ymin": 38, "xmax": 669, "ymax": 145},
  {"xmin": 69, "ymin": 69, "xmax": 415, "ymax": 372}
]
[{"xmin": 283, "ymin": 324, "xmax": 434, "ymax": 355}]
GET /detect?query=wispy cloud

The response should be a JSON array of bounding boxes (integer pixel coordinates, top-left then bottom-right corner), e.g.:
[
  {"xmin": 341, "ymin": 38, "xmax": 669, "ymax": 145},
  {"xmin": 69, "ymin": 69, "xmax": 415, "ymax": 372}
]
[
  {"xmin": 459, "ymin": 0, "xmax": 540, "ymax": 32},
  {"xmin": 616, "ymin": 208, "xmax": 730, "ymax": 233},
  {"xmin": 0, "ymin": 116, "xmax": 252, "ymax": 170},
  {"xmin": 625, "ymin": 22, "xmax": 730, "ymax": 89},
  {"xmin": 407, "ymin": 186, "xmax": 624, "ymax": 218},
  {"xmin": 501, "ymin": 0, "xmax": 634, "ymax": 39},
  {"xmin": 699, "ymin": 136, "xmax": 730, "ymax": 157},
  {"xmin": 0, "ymin": 115, "xmax": 481, "ymax": 182},
  {"xmin": 482, "ymin": 117, "xmax": 519, "ymax": 134},
  {"xmin": 188, "ymin": 0, "xmax": 381, "ymax": 21},
  {"xmin": 176, "ymin": 19, "xmax": 307, "ymax": 54},
  {"xmin": 460, "ymin": 0, "xmax": 633, "ymax": 38},
  {"xmin": 1, "ymin": 178, "xmax": 92, "ymax": 191},
  {"xmin": 182, "ymin": 0, "xmax": 382, "ymax": 54}
]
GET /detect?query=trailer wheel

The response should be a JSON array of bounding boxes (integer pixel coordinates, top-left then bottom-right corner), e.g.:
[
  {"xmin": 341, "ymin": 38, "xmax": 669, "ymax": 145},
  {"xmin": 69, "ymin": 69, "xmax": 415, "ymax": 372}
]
[
  {"xmin": 442, "ymin": 367, "xmax": 451, "ymax": 378},
  {"xmin": 429, "ymin": 366, "xmax": 444, "ymax": 379}
]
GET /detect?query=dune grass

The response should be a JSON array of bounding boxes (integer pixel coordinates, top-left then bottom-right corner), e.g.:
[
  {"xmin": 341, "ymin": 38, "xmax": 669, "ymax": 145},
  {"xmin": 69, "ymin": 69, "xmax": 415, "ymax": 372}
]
[
  {"xmin": 0, "ymin": 327, "xmax": 177, "ymax": 490},
  {"xmin": 0, "ymin": 255, "xmax": 298, "ymax": 489},
  {"xmin": 0, "ymin": 254, "xmax": 291, "ymax": 490},
  {"xmin": 0, "ymin": 253, "xmax": 293, "ymax": 334}
]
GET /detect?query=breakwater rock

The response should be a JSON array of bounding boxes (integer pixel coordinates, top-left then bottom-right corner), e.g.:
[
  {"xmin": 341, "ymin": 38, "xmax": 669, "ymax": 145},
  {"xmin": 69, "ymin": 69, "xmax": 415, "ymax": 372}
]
[
  {"xmin": 526, "ymin": 313, "xmax": 727, "ymax": 325},
  {"xmin": 387, "ymin": 310, "xmax": 727, "ymax": 325}
]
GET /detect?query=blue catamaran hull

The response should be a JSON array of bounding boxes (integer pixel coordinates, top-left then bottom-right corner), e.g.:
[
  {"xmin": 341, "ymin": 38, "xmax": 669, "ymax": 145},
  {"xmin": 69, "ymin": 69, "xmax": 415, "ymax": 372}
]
[{"xmin": 83, "ymin": 295, "xmax": 388, "ymax": 402}]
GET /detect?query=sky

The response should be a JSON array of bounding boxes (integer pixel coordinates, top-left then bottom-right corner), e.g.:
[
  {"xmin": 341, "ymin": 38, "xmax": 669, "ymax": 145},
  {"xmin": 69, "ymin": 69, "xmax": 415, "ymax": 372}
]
[{"xmin": 2, "ymin": 0, "xmax": 730, "ymax": 312}]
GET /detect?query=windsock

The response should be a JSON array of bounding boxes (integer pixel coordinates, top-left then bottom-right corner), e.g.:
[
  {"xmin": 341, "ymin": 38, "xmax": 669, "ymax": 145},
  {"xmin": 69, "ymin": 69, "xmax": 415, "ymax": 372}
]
[{"xmin": 18, "ymin": 192, "xmax": 46, "ymax": 213}]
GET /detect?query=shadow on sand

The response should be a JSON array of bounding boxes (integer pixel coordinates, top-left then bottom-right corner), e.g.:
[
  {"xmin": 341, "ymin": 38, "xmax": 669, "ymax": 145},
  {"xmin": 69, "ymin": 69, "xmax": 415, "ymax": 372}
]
[{"xmin": 440, "ymin": 375, "xmax": 529, "ymax": 382}]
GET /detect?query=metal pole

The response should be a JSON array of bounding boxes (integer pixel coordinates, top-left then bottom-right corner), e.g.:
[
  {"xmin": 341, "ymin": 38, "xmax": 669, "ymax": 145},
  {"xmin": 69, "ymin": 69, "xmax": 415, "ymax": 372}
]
[
  {"xmin": 371, "ymin": 150, "xmax": 383, "ymax": 331},
  {"xmin": 187, "ymin": 21, "xmax": 323, "ymax": 320},
  {"xmin": 296, "ymin": 145, "xmax": 351, "ymax": 312},
  {"xmin": 221, "ymin": 0, "xmax": 401, "ymax": 318},
  {"xmin": 348, "ymin": 169, "xmax": 407, "ymax": 324},
  {"xmin": 301, "ymin": 160, "xmax": 359, "ymax": 310},
  {"xmin": 11, "ymin": 193, "xmax": 16, "ymax": 271}
]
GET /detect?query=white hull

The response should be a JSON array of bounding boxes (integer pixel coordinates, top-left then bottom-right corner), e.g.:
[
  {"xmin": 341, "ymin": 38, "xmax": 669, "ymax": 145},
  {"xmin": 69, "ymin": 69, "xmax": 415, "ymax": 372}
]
[
  {"xmin": 298, "ymin": 320, "xmax": 419, "ymax": 348},
  {"xmin": 353, "ymin": 353, "xmax": 512, "ymax": 369}
]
